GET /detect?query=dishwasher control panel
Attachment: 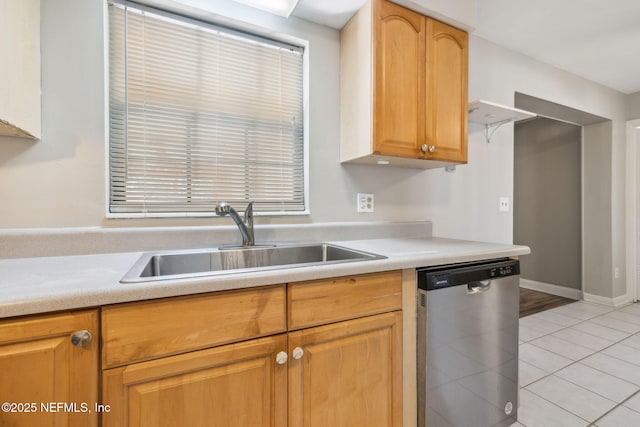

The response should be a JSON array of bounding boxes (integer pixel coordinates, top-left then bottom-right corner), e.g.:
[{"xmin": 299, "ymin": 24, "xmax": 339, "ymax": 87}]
[
  {"xmin": 417, "ymin": 258, "xmax": 520, "ymax": 291},
  {"xmin": 489, "ymin": 263, "xmax": 517, "ymax": 278}
]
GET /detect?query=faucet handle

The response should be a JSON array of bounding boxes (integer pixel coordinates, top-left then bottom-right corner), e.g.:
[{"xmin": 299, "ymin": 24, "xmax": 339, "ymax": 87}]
[
  {"xmin": 243, "ymin": 202, "xmax": 255, "ymax": 246},
  {"xmin": 244, "ymin": 202, "xmax": 254, "ymax": 227}
]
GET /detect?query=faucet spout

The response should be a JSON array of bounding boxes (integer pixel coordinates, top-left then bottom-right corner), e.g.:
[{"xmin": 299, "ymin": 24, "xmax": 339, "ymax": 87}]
[{"xmin": 215, "ymin": 202, "xmax": 255, "ymax": 247}]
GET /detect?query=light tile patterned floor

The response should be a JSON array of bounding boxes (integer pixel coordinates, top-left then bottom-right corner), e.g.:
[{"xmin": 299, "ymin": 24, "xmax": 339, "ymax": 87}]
[{"xmin": 516, "ymin": 301, "xmax": 640, "ymax": 426}]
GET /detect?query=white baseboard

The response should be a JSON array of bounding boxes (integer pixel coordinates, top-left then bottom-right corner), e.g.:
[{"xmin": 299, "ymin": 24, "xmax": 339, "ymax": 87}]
[
  {"xmin": 521, "ymin": 278, "xmax": 633, "ymax": 308},
  {"xmin": 583, "ymin": 292, "xmax": 634, "ymax": 308},
  {"xmin": 520, "ymin": 279, "xmax": 583, "ymax": 300}
]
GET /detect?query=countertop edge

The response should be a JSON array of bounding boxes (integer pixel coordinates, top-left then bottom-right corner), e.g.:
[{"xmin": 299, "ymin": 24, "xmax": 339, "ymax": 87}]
[{"xmin": 0, "ymin": 238, "xmax": 530, "ymax": 319}]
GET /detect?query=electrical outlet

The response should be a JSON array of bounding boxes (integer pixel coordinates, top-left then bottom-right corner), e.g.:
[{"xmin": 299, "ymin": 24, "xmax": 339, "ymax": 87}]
[
  {"xmin": 499, "ymin": 197, "xmax": 510, "ymax": 212},
  {"xmin": 615, "ymin": 267, "xmax": 620, "ymax": 279},
  {"xmin": 357, "ymin": 193, "xmax": 374, "ymax": 213}
]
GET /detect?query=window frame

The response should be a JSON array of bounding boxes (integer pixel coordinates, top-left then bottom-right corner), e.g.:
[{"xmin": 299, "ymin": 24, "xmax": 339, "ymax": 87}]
[{"xmin": 103, "ymin": 0, "xmax": 310, "ymax": 219}]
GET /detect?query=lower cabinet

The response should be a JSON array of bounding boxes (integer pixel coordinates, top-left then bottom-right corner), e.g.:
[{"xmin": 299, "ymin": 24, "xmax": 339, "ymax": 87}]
[
  {"xmin": 102, "ymin": 271, "xmax": 403, "ymax": 427},
  {"xmin": 0, "ymin": 271, "xmax": 403, "ymax": 427},
  {"xmin": 0, "ymin": 309, "xmax": 99, "ymax": 427},
  {"xmin": 103, "ymin": 312, "xmax": 402, "ymax": 427},
  {"xmin": 288, "ymin": 311, "xmax": 402, "ymax": 427}
]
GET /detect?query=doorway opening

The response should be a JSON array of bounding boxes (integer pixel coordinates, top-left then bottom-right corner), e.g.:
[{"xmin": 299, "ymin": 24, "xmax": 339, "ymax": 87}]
[
  {"xmin": 514, "ymin": 93, "xmax": 611, "ymax": 302},
  {"xmin": 514, "ymin": 116, "xmax": 582, "ymax": 299}
]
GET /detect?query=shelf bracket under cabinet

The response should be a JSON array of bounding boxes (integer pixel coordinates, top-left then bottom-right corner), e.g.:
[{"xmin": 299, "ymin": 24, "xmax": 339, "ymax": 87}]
[{"xmin": 468, "ymin": 99, "xmax": 536, "ymax": 143}]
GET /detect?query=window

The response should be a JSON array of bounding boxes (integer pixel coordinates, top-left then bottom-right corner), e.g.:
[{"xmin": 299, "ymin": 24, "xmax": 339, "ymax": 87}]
[{"xmin": 108, "ymin": 1, "xmax": 306, "ymax": 216}]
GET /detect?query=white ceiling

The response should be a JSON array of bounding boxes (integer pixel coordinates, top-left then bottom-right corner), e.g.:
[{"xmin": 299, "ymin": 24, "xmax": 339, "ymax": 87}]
[
  {"xmin": 473, "ymin": 0, "xmax": 640, "ymax": 95},
  {"xmin": 291, "ymin": 0, "xmax": 640, "ymax": 95},
  {"xmin": 292, "ymin": 0, "xmax": 366, "ymax": 29}
]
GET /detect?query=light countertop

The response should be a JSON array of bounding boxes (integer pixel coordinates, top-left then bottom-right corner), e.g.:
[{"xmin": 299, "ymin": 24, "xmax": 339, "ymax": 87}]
[{"xmin": 0, "ymin": 237, "xmax": 529, "ymax": 318}]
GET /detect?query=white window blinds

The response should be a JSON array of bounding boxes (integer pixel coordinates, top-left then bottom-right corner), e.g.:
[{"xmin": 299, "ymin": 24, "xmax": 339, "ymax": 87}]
[{"xmin": 108, "ymin": 2, "xmax": 305, "ymax": 215}]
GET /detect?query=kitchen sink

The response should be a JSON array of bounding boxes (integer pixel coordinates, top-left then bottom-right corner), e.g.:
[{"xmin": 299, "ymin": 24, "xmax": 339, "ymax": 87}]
[{"xmin": 121, "ymin": 243, "xmax": 386, "ymax": 283}]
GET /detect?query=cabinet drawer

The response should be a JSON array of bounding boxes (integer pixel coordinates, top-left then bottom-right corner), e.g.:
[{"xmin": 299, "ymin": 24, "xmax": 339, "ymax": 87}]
[
  {"xmin": 102, "ymin": 285, "xmax": 286, "ymax": 368},
  {"xmin": 288, "ymin": 271, "xmax": 402, "ymax": 330}
]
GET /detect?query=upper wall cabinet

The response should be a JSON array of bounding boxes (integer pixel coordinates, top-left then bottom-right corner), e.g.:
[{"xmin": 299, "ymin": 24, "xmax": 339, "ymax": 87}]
[
  {"xmin": 340, "ymin": 0, "xmax": 468, "ymax": 169},
  {"xmin": 0, "ymin": 0, "xmax": 41, "ymax": 140}
]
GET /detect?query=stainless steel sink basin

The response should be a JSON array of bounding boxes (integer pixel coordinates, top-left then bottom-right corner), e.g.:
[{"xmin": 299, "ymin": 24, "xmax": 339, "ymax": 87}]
[{"xmin": 121, "ymin": 243, "xmax": 386, "ymax": 283}]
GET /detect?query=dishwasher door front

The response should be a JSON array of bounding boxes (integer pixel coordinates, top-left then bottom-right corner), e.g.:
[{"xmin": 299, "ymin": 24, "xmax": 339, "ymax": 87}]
[{"xmin": 417, "ymin": 259, "xmax": 520, "ymax": 427}]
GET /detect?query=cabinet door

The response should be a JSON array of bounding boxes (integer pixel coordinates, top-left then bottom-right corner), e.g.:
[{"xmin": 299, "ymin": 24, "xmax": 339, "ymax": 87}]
[
  {"xmin": 103, "ymin": 334, "xmax": 287, "ymax": 427},
  {"xmin": 288, "ymin": 311, "xmax": 403, "ymax": 427},
  {"xmin": 373, "ymin": 0, "xmax": 425, "ymax": 158},
  {"xmin": 0, "ymin": 310, "xmax": 99, "ymax": 427},
  {"xmin": 425, "ymin": 19, "xmax": 468, "ymax": 163}
]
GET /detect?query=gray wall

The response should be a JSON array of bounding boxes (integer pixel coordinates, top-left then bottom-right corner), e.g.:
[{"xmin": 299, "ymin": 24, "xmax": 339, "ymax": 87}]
[
  {"xmin": 448, "ymin": 36, "xmax": 626, "ymax": 302},
  {"xmin": 0, "ymin": 0, "xmax": 437, "ymax": 229},
  {"xmin": 627, "ymin": 91, "xmax": 640, "ymax": 119},
  {"xmin": 514, "ymin": 118, "xmax": 581, "ymax": 290},
  {"xmin": 584, "ymin": 121, "xmax": 614, "ymax": 298}
]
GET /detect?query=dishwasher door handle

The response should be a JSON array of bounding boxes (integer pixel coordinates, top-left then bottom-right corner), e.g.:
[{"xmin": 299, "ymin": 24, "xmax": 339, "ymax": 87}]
[{"xmin": 467, "ymin": 280, "xmax": 491, "ymax": 293}]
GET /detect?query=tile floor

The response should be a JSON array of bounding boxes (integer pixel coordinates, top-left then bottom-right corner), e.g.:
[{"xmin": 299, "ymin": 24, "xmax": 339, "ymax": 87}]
[{"xmin": 514, "ymin": 301, "xmax": 640, "ymax": 426}]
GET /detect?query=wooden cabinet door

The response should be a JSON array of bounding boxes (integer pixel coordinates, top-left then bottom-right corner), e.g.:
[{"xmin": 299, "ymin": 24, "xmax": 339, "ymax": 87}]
[
  {"xmin": 288, "ymin": 311, "xmax": 403, "ymax": 427},
  {"xmin": 425, "ymin": 18, "xmax": 468, "ymax": 163},
  {"xmin": 0, "ymin": 310, "xmax": 99, "ymax": 427},
  {"xmin": 373, "ymin": 0, "xmax": 425, "ymax": 158},
  {"xmin": 103, "ymin": 334, "xmax": 287, "ymax": 427}
]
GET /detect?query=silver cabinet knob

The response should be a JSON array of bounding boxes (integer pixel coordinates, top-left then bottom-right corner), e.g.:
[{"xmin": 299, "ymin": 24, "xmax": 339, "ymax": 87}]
[
  {"xmin": 70, "ymin": 330, "xmax": 92, "ymax": 347},
  {"xmin": 275, "ymin": 351, "xmax": 288, "ymax": 365},
  {"xmin": 421, "ymin": 144, "xmax": 436, "ymax": 153},
  {"xmin": 292, "ymin": 347, "xmax": 304, "ymax": 360}
]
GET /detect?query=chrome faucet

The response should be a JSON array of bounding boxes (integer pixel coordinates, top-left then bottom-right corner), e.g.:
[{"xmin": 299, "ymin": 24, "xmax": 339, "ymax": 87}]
[{"xmin": 214, "ymin": 202, "xmax": 254, "ymax": 247}]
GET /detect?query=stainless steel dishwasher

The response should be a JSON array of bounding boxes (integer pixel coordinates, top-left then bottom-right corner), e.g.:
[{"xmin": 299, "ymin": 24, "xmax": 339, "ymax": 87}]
[{"xmin": 417, "ymin": 258, "xmax": 520, "ymax": 427}]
